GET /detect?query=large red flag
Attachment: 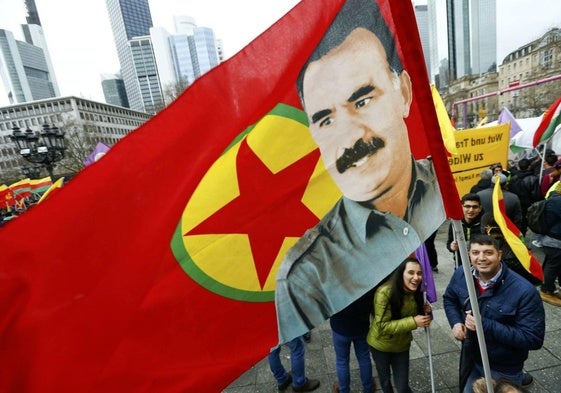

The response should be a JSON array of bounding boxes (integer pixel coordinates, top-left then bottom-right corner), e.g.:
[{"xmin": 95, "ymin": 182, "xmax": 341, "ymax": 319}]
[{"xmin": 0, "ymin": 0, "xmax": 460, "ymax": 392}]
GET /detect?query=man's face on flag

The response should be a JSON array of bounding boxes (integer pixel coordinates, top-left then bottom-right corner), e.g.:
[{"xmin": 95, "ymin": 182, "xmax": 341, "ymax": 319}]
[{"xmin": 302, "ymin": 27, "xmax": 412, "ymax": 203}]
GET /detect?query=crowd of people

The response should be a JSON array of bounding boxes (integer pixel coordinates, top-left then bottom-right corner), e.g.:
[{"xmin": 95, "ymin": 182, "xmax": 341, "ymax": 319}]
[{"xmin": 266, "ymin": 154, "xmax": 561, "ymax": 393}]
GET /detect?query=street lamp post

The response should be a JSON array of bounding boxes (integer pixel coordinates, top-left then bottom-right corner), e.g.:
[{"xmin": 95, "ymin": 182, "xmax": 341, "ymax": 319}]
[
  {"xmin": 10, "ymin": 124, "xmax": 66, "ymax": 179},
  {"xmin": 21, "ymin": 165, "xmax": 42, "ymax": 179}
]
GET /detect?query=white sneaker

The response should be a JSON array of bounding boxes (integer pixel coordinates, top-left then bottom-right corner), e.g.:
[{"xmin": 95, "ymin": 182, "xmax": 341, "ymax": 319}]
[{"xmin": 532, "ymin": 240, "xmax": 543, "ymax": 248}]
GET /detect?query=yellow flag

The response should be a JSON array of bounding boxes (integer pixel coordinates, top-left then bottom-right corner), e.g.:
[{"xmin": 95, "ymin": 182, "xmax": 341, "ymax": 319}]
[
  {"xmin": 431, "ymin": 84, "xmax": 458, "ymax": 155},
  {"xmin": 37, "ymin": 177, "xmax": 64, "ymax": 204}
]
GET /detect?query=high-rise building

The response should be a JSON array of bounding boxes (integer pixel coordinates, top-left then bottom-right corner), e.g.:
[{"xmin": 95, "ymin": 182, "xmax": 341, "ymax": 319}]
[
  {"xmin": 105, "ymin": 0, "xmax": 153, "ymax": 112},
  {"xmin": 0, "ymin": 29, "xmax": 59, "ymax": 104},
  {"xmin": 24, "ymin": 0, "xmax": 41, "ymax": 26},
  {"xmin": 427, "ymin": 0, "xmax": 439, "ymax": 84},
  {"xmin": 0, "ymin": 0, "xmax": 59, "ymax": 105},
  {"xmin": 414, "ymin": 4, "xmax": 431, "ymax": 80},
  {"xmin": 130, "ymin": 36, "xmax": 165, "ymax": 114},
  {"xmin": 101, "ymin": 73, "xmax": 129, "ymax": 107},
  {"xmin": 470, "ymin": 0, "xmax": 496, "ymax": 74},
  {"xmin": 447, "ymin": 0, "xmax": 496, "ymax": 80},
  {"xmin": 169, "ymin": 16, "xmax": 220, "ymax": 86}
]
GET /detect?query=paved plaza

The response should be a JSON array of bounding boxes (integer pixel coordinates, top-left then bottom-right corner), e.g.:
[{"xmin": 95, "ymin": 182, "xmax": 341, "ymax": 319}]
[{"xmin": 223, "ymin": 223, "xmax": 561, "ymax": 393}]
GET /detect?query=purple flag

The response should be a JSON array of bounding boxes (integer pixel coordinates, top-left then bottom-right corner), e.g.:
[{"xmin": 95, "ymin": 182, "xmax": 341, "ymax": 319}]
[
  {"xmin": 83, "ymin": 142, "xmax": 110, "ymax": 166},
  {"xmin": 414, "ymin": 243, "xmax": 437, "ymax": 303},
  {"xmin": 497, "ymin": 107, "xmax": 522, "ymax": 137}
]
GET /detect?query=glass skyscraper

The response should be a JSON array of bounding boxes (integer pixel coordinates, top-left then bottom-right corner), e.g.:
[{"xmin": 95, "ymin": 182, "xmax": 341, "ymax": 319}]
[
  {"xmin": 105, "ymin": 0, "xmax": 153, "ymax": 112},
  {"xmin": 447, "ymin": 0, "xmax": 497, "ymax": 79},
  {"xmin": 0, "ymin": 0, "xmax": 59, "ymax": 105}
]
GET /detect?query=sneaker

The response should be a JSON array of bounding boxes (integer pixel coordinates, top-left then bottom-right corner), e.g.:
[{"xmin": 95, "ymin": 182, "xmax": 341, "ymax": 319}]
[
  {"xmin": 333, "ymin": 380, "xmax": 339, "ymax": 393},
  {"xmin": 532, "ymin": 240, "xmax": 543, "ymax": 248},
  {"xmin": 539, "ymin": 290, "xmax": 561, "ymax": 306},
  {"xmin": 277, "ymin": 372, "xmax": 292, "ymax": 391},
  {"xmin": 293, "ymin": 378, "xmax": 320, "ymax": 392},
  {"xmin": 522, "ymin": 372, "xmax": 534, "ymax": 387}
]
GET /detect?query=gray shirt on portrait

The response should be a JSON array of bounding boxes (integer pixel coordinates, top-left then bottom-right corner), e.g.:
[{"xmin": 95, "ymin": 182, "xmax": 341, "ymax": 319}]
[{"xmin": 275, "ymin": 158, "xmax": 445, "ymax": 343}]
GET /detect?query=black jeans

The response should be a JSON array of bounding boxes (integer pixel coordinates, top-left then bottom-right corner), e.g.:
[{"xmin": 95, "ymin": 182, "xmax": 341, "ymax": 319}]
[
  {"xmin": 370, "ymin": 347, "xmax": 412, "ymax": 393},
  {"xmin": 542, "ymin": 246, "xmax": 561, "ymax": 293}
]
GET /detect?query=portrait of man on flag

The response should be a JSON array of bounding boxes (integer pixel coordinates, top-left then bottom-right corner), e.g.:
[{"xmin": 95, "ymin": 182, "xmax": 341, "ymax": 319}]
[{"xmin": 275, "ymin": 0, "xmax": 446, "ymax": 343}]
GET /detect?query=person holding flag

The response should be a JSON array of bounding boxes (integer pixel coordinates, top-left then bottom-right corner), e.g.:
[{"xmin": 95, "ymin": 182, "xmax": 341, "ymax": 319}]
[
  {"xmin": 275, "ymin": 0, "xmax": 445, "ymax": 344},
  {"xmin": 443, "ymin": 235, "xmax": 545, "ymax": 392}
]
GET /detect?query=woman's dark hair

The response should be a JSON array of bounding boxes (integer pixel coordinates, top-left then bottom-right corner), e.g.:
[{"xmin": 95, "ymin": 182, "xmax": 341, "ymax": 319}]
[{"xmin": 387, "ymin": 257, "xmax": 424, "ymax": 318}]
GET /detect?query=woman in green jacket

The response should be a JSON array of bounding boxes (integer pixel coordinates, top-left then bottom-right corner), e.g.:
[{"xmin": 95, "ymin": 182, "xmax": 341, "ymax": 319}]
[{"xmin": 367, "ymin": 257, "xmax": 432, "ymax": 393}]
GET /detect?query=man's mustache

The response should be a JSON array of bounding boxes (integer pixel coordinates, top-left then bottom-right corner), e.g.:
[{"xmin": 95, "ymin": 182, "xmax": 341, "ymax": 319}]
[{"xmin": 335, "ymin": 138, "xmax": 385, "ymax": 174}]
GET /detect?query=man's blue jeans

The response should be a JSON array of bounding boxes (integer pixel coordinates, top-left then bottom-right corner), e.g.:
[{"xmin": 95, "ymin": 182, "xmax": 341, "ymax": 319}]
[
  {"xmin": 268, "ymin": 336, "xmax": 305, "ymax": 387},
  {"xmin": 332, "ymin": 330, "xmax": 374, "ymax": 393},
  {"xmin": 463, "ymin": 362, "xmax": 523, "ymax": 393}
]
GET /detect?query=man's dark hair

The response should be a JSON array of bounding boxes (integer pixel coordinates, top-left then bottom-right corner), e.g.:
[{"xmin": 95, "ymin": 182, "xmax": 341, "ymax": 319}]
[
  {"xmin": 469, "ymin": 234, "xmax": 500, "ymax": 250},
  {"xmin": 461, "ymin": 193, "xmax": 480, "ymax": 205},
  {"xmin": 518, "ymin": 158, "xmax": 530, "ymax": 171},
  {"xmin": 546, "ymin": 154, "xmax": 558, "ymax": 166},
  {"xmin": 296, "ymin": 0, "xmax": 402, "ymax": 105}
]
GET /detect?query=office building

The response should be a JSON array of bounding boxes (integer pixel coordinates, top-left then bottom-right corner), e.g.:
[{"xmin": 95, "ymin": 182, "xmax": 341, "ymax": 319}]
[
  {"xmin": 130, "ymin": 36, "xmax": 165, "ymax": 114},
  {"xmin": 169, "ymin": 16, "xmax": 220, "ymax": 86},
  {"xmin": 0, "ymin": 0, "xmax": 59, "ymax": 105},
  {"xmin": 447, "ymin": 0, "xmax": 496, "ymax": 80},
  {"xmin": 101, "ymin": 73, "xmax": 129, "ymax": 108},
  {"xmin": 105, "ymin": 0, "xmax": 153, "ymax": 112},
  {"xmin": 414, "ymin": 4, "xmax": 431, "ymax": 80},
  {"xmin": 0, "ymin": 96, "xmax": 151, "ymax": 181},
  {"xmin": 0, "ymin": 29, "xmax": 59, "ymax": 104}
]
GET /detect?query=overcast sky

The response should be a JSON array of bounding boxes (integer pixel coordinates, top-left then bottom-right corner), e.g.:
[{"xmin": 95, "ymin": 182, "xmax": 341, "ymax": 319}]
[{"xmin": 0, "ymin": 0, "xmax": 560, "ymax": 107}]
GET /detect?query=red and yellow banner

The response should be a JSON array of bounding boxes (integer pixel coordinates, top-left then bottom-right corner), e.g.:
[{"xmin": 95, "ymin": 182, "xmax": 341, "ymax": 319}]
[
  {"xmin": 492, "ymin": 180, "xmax": 543, "ymax": 282},
  {"xmin": 0, "ymin": 184, "xmax": 15, "ymax": 208},
  {"xmin": 30, "ymin": 176, "xmax": 53, "ymax": 195},
  {"xmin": 9, "ymin": 178, "xmax": 31, "ymax": 201}
]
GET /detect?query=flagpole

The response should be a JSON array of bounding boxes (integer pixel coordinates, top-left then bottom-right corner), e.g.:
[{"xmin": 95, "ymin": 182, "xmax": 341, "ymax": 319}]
[
  {"xmin": 538, "ymin": 143, "xmax": 547, "ymax": 186},
  {"xmin": 423, "ymin": 292, "xmax": 436, "ymax": 393},
  {"xmin": 452, "ymin": 223, "xmax": 460, "ymax": 269},
  {"xmin": 451, "ymin": 219, "xmax": 494, "ymax": 393}
]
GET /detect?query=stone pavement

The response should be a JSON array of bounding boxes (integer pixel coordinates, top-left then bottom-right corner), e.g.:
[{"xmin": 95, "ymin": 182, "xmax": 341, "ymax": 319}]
[{"xmin": 223, "ymin": 224, "xmax": 561, "ymax": 393}]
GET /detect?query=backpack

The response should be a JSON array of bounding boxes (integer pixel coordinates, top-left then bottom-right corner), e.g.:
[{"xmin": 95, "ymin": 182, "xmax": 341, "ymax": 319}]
[{"xmin": 526, "ymin": 199, "xmax": 549, "ymax": 235}]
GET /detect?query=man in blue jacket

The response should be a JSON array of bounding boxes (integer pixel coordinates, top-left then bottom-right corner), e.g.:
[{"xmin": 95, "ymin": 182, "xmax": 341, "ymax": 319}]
[{"xmin": 443, "ymin": 234, "xmax": 545, "ymax": 392}]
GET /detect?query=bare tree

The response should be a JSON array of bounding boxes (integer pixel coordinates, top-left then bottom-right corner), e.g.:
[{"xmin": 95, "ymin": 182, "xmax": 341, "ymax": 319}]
[
  {"xmin": 163, "ymin": 78, "xmax": 190, "ymax": 105},
  {"xmin": 56, "ymin": 118, "xmax": 101, "ymax": 175},
  {"xmin": 519, "ymin": 73, "xmax": 561, "ymax": 117}
]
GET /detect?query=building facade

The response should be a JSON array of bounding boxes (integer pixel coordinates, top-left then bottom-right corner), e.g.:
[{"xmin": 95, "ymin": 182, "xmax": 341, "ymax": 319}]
[
  {"xmin": 105, "ymin": 0, "xmax": 153, "ymax": 112},
  {"xmin": 0, "ymin": 96, "xmax": 151, "ymax": 181},
  {"xmin": 498, "ymin": 28, "xmax": 561, "ymax": 118},
  {"xmin": 0, "ymin": 24, "xmax": 59, "ymax": 105},
  {"xmin": 443, "ymin": 28, "xmax": 561, "ymax": 128},
  {"xmin": 447, "ymin": 0, "xmax": 497, "ymax": 79},
  {"xmin": 414, "ymin": 4, "xmax": 431, "ymax": 79},
  {"xmin": 101, "ymin": 73, "xmax": 129, "ymax": 108},
  {"xmin": 168, "ymin": 17, "xmax": 221, "ymax": 86},
  {"xmin": 130, "ymin": 36, "xmax": 165, "ymax": 114}
]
